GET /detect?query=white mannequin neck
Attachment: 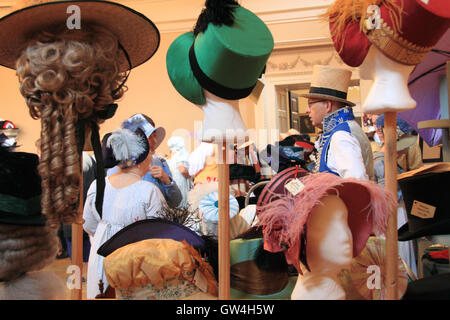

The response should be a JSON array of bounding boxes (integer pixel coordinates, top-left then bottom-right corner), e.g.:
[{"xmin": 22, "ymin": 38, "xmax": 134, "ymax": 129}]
[
  {"xmin": 291, "ymin": 195, "xmax": 352, "ymax": 300},
  {"xmin": 197, "ymin": 90, "xmax": 249, "ymax": 144},
  {"xmin": 360, "ymin": 46, "xmax": 416, "ymax": 114},
  {"xmin": 292, "ymin": 271, "xmax": 346, "ymax": 300}
]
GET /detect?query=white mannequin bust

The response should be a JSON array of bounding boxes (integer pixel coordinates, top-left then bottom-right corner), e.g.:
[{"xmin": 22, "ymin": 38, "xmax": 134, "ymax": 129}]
[
  {"xmin": 291, "ymin": 195, "xmax": 353, "ymax": 300},
  {"xmin": 360, "ymin": 45, "xmax": 416, "ymax": 114},
  {"xmin": 197, "ymin": 90, "xmax": 249, "ymax": 144}
]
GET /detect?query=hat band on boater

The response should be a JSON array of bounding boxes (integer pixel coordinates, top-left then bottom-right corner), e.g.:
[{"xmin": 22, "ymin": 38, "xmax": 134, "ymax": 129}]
[
  {"xmin": 188, "ymin": 43, "xmax": 255, "ymax": 100},
  {"xmin": 309, "ymin": 87, "xmax": 347, "ymax": 100}
]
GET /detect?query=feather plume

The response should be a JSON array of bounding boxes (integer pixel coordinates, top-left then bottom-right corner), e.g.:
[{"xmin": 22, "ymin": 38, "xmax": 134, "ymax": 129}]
[
  {"xmin": 193, "ymin": 0, "xmax": 240, "ymax": 36},
  {"xmin": 107, "ymin": 128, "xmax": 146, "ymax": 162},
  {"xmin": 323, "ymin": 0, "xmax": 403, "ymax": 53},
  {"xmin": 155, "ymin": 205, "xmax": 200, "ymax": 231},
  {"xmin": 257, "ymin": 172, "xmax": 396, "ymax": 274},
  {"xmin": 121, "ymin": 114, "xmax": 152, "ymax": 137}
]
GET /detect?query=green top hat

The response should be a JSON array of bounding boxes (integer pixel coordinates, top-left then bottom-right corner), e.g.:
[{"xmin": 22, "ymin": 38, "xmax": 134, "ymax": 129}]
[{"xmin": 166, "ymin": 0, "xmax": 274, "ymax": 105}]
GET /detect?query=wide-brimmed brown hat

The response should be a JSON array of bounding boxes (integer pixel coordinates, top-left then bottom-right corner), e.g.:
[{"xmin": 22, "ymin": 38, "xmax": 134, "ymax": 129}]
[
  {"xmin": 0, "ymin": 0, "xmax": 160, "ymax": 71},
  {"xmin": 300, "ymin": 65, "xmax": 355, "ymax": 107}
]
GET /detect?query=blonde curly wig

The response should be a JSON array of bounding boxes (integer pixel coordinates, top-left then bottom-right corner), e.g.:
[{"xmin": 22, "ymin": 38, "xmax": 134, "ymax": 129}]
[{"xmin": 16, "ymin": 25, "xmax": 128, "ymax": 228}]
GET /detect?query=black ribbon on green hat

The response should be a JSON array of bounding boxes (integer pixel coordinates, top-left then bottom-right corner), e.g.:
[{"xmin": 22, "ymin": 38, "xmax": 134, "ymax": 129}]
[{"xmin": 188, "ymin": 42, "xmax": 255, "ymax": 100}]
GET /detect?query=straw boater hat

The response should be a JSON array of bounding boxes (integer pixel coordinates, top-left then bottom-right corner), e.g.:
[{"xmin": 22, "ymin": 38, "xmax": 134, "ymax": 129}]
[
  {"xmin": 0, "ymin": 0, "xmax": 160, "ymax": 71},
  {"xmin": 326, "ymin": 0, "xmax": 450, "ymax": 67},
  {"xmin": 299, "ymin": 65, "xmax": 355, "ymax": 107}
]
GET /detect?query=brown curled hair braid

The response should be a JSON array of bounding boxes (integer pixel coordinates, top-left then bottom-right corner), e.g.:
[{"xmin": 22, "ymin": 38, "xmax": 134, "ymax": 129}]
[{"xmin": 16, "ymin": 25, "xmax": 128, "ymax": 228}]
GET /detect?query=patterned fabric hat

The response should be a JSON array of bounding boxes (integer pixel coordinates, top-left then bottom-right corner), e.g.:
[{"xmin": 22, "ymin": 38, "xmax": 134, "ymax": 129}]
[
  {"xmin": 121, "ymin": 114, "xmax": 166, "ymax": 149},
  {"xmin": 198, "ymin": 191, "xmax": 246, "ymax": 239},
  {"xmin": 97, "ymin": 218, "xmax": 206, "ymax": 257},
  {"xmin": 103, "ymin": 238, "xmax": 217, "ymax": 300},
  {"xmin": 326, "ymin": 0, "xmax": 450, "ymax": 67}
]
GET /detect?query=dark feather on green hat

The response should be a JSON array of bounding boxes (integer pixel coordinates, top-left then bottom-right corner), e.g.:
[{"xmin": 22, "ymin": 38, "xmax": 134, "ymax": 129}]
[{"xmin": 194, "ymin": 0, "xmax": 240, "ymax": 36}]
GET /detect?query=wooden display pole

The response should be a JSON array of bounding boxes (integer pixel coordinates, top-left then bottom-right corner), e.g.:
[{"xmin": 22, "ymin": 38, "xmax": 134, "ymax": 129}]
[
  {"xmin": 384, "ymin": 112, "xmax": 399, "ymax": 300},
  {"xmin": 217, "ymin": 142, "xmax": 230, "ymax": 300},
  {"xmin": 71, "ymin": 152, "xmax": 84, "ymax": 300}
]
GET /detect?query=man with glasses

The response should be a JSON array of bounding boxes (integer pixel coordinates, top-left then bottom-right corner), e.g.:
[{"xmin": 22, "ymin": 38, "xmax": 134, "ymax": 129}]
[{"xmin": 300, "ymin": 65, "xmax": 373, "ymax": 180}]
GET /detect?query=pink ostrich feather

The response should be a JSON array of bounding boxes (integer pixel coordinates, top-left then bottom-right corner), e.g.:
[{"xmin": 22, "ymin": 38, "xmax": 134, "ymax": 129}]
[{"xmin": 257, "ymin": 172, "xmax": 397, "ymax": 273}]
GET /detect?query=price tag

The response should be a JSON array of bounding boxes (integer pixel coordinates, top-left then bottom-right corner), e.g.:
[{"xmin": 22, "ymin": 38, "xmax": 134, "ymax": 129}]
[
  {"xmin": 285, "ymin": 178, "xmax": 305, "ymax": 196},
  {"xmin": 411, "ymin": 200, "xmax": 436, "ymax": 219},
  {"xmin": 193, "ymin": 270, "xmax": 208, "ymax": 292}
]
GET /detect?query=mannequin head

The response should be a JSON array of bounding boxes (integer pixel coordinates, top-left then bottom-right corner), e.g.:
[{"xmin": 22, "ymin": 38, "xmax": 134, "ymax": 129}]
[
  {"xmin": 198, "ymin": 90, "xmax": 248, "ymax": 145},
  {"xmin": 326, "ymin": 0, "xmax": 450, "ymax": 115},
  {"xmin": 305, "ymin": 195, "xmax": 353, "ymax": 274},
  {"xmin": 291, "ymin": 194, "xmax": 353, "ymax": 300},
  {"xmin": 360, "ymin": 46, "xmax": 416, "ymax": 114},
  {"xmin": 258, "ymin": 172, "xmax": 397, "ymax": 299}
]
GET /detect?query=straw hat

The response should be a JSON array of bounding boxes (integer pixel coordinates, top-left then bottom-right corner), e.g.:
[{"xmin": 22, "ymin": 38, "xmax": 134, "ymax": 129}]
[
  {"xmin": 300, "ymin": 65, "xmax": 355, "ymax": 107},
  {"xmin": 0, "ymin": 0, "xmax": 160, "ymax": 71}
]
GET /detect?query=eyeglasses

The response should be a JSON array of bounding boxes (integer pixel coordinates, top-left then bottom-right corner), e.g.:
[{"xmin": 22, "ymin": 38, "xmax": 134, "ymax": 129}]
[{"xmin": 307, "ymin": 100, "xmax": 327, "ymax": 108}]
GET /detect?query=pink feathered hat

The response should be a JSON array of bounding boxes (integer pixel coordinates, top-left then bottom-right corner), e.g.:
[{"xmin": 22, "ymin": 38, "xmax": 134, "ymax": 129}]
[{"xmin": 257, "ymin": 172, "xmax": 397, "ymax": 273}]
